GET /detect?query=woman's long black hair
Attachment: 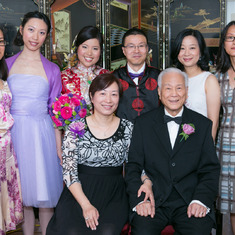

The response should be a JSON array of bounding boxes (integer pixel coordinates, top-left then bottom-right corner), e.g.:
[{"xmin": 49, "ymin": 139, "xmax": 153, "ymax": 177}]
[
  {"xmin": 216, "ymin": 21, "xmax": 235, "ymax": 73},
  {"xmin": 0, "ymin": 25, "xmax": 8, "ymax": 81},
  {"xmin": 171, "ymin": 28, "xmax": 209, "ymax": 71}
]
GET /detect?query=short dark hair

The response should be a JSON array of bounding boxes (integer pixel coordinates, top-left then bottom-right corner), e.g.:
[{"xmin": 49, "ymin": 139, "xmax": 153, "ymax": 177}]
[
  {"xmin": 0, "ymin": 25, "xmax": 8, "ymax": 81},
  {"xmin": 122, "ymin": 27, "xmax": 148, "ymax": 46},
  {"xmin": 171, "ymin": 29, "xmax": 209, "ymax": 71},
  {"xmin": 74, "ymin": 26, "xmax": 103, "ymax": 65},
  {"xmin": 89, "ymin": 73, "xmax": 123, "ymax": 110},
  {"xmin": 216, "ymin": 21, "xmax": 235, "ymax": 73},
  {"xmin": 14, "ymin": 11, "xmax": 51, "ymax": 46}
]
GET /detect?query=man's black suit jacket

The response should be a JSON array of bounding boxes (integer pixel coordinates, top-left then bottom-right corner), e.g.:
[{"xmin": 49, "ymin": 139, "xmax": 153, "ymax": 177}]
[{"xmin": 125, "ymin": 105, "xmax": 220, "ymax": 219}]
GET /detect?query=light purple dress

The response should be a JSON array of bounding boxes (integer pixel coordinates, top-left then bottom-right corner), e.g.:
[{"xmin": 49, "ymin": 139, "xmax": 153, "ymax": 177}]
[
  {"xmin": 6, "ymin": 52, "xmax": 63, "ymax": 208},
  {"xmin": 7, "ymin": 74, "xmax": 63, "ymax": 208}
]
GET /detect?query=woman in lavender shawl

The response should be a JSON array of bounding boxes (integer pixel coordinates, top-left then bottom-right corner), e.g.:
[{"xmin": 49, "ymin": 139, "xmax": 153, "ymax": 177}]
[{"xmin": 6, "ymin": 11, "xmax": 63, "ymax": 235}]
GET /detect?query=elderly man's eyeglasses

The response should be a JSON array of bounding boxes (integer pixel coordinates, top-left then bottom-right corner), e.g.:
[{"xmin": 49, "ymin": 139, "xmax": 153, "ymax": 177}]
[
  {"xmin": 0, "ymin": 40, "xmax": 6, "ymax": 46},
  {"xmin": 225, "ymin": 36, "xmax": 235, "ymax": 42},
  {"xmin": 124, "ymin": 44, "xmax": 147, "ymax": 51}
]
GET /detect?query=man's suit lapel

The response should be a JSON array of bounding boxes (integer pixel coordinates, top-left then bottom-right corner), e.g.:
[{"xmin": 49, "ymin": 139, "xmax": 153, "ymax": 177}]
[
  {"xmin": 171, "ymin": 107, "xmax": 193, "ymax": 157},
  {"xmin": 153, "ymin": 106, "xmax": 172, "ymax": 156}
]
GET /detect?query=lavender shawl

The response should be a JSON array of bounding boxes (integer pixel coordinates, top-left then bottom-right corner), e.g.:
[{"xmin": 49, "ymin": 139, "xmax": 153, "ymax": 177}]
[{"xmin": 6, "ymin": 52, "xmax": 62, "ymax": 108}]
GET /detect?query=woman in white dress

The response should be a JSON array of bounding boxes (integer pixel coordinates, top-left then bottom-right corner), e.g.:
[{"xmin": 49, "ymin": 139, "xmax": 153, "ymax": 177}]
[{"xmin": 171, "ymin": 29, "xmax": 220, "ymax": 141}]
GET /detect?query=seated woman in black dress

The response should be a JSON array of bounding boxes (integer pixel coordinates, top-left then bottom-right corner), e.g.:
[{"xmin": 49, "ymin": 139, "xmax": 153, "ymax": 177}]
[{"xmin": 46, "ymin": 73, "xmax": 133, "ymax": 235}]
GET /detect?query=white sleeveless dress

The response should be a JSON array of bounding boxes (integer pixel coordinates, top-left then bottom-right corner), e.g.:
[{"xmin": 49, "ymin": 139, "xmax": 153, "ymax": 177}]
[{"xmin": 185, "ymin": 71, "xmax": 211, "ymax": 117}]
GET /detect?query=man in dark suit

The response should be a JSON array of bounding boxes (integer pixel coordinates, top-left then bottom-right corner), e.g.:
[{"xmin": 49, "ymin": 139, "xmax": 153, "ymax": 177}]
[
  {"xmin": 112, "ymin": 28, "xmax": 160, "ymax": 123},
  {"xmin": 125, "ymin": 67, "xmax": 220, "ymax": 235}
]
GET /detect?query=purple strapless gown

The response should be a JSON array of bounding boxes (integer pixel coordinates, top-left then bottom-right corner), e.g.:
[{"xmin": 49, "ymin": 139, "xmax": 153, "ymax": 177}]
[{"xmin": 8, "ymin": 74, "xmax": 63, "ymax": 208}]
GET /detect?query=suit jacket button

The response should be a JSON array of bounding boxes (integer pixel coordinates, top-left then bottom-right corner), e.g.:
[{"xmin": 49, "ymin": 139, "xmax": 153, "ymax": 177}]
[{"xmin": 172, "ymin": 162, "xmax": 176, "ymax": 167}]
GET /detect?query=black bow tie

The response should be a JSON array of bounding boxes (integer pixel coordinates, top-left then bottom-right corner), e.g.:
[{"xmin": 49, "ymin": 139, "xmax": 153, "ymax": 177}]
[{"xmin": 164, "ymin": 115, "xmax": 182, "ymax": 125}]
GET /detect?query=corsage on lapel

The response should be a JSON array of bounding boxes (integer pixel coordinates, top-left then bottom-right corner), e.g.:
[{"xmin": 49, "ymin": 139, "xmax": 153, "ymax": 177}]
[
  {"xmin": 69, "ymin": 122, "xmax": 86, "ymax": 139},
  {"xmin": 179, "ymin": 123, "xmax": 195, "ymax": 142}
]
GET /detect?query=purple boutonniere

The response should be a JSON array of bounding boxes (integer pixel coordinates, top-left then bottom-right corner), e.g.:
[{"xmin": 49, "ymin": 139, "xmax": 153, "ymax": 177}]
[
  {"xmin": 69, "ymin": 121, "xmax": 86, "ymax": 139},
  {"xmin": 179, "ymin": 123, "xmax": 195, "ymax": 142}
]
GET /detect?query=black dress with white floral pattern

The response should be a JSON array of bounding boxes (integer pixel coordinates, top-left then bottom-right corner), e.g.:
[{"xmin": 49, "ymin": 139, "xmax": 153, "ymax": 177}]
[
  {"xmin": 62, "ymin": 118, "xmax": 133, "ymax": 187},
  {"xmin": 47, "ymin": 118, "xmax": 133, "ymax": 235}
]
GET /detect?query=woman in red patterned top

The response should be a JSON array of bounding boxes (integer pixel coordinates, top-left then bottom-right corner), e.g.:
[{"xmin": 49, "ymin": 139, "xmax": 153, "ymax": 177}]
[{"xmin": 61, "ymin": 26, "xmax": 109, "ymax": 106}]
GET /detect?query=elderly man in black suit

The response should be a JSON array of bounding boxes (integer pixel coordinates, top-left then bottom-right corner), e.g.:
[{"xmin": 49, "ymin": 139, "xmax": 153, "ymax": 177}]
[{"xmin": 125, "ymin": 67, "xmax": 220, "ymax": 235}]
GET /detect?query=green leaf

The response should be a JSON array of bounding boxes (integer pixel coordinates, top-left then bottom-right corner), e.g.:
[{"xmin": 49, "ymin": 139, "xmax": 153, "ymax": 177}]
[{"xmin": 65, "ymin": 120, "xmax": 70, "ymax": 124}]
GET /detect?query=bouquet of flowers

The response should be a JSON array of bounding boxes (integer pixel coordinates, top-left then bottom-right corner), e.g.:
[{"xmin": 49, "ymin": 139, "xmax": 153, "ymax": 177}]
[{"xmin": 50, "ymin": 93, "xmax": 90, "ymax": 136}]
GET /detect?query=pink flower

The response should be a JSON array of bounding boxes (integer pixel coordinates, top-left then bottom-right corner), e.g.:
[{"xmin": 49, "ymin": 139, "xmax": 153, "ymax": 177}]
[
  {"xmin": 179, "ymin": 123, "xmax": 195, "ymax": 142},
  {"xmin": 52, "ymin": 116, "xmax": 63, "ymax": 127},
  {"xmin": 182, "ymin": 124, "xmax": 195, "ymax": 135},
  {"xmin": 70, "ymin": 97, "xmax": 81, "ymax": 106},
  {"xmin": 61, "ymin": 106, "xmax": 73, "ymax": 119},
  {"xmin": 79, "ymin": 109, "xmax": 87, "ymax": 118},
  {"xmin": 53, "ymin": 110, "xmax": 58, "ymax": 115},
  {"xmin": 58, "ymin": 95, "xmax": 70, "ymax": 104},
  {"xmin": 53, "ymin": 100, "xmax": 62, "ymax": 111}
]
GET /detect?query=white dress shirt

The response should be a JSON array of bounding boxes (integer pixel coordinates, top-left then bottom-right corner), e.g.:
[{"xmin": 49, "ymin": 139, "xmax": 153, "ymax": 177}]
[{"xmin": 164, "ymin": 108, "xmax": 183, "ymax": 148}]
